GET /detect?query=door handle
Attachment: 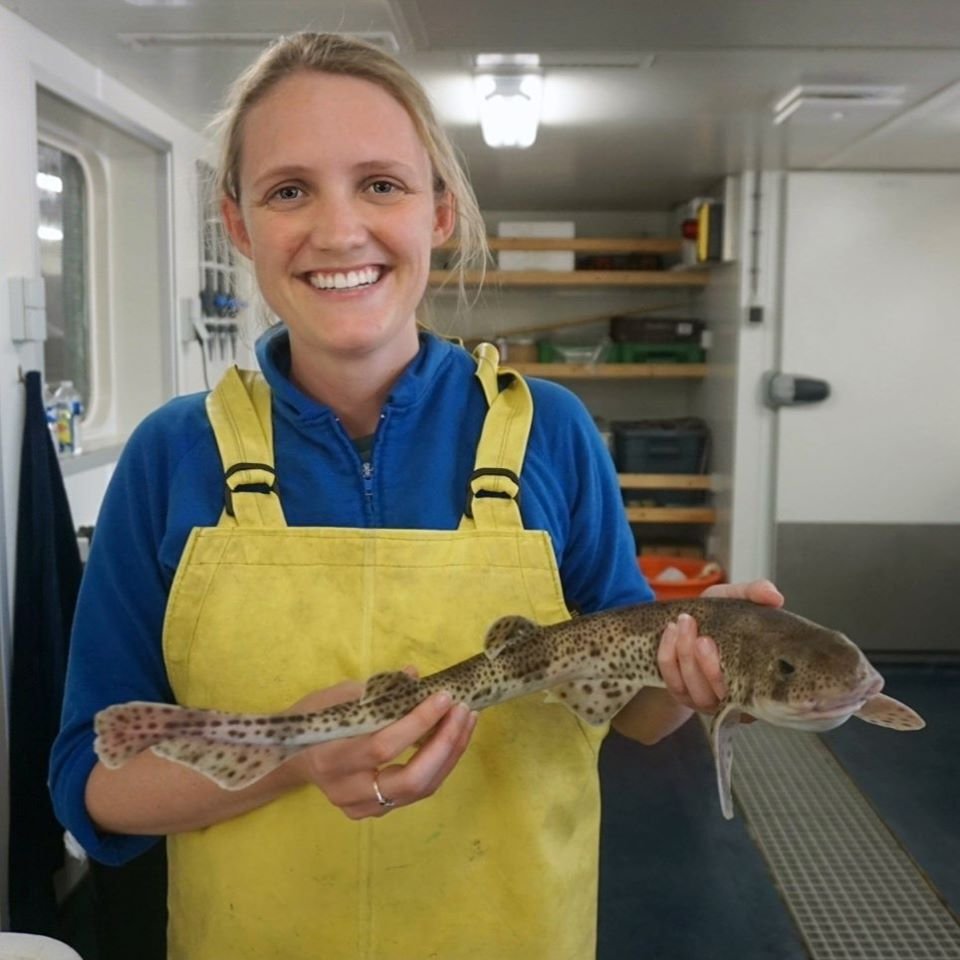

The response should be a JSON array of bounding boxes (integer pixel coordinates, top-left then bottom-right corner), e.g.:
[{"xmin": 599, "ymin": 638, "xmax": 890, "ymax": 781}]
[{"xmin": 764, "ymin": 372, "xmax": 831, "ymax": 409}]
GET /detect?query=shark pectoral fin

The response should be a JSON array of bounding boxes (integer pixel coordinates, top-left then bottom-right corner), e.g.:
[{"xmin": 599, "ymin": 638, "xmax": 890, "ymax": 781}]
[
  {"xmin": 710, "ymin": 703, "xmax": 742, "ymax": 820},
  {"xmin": 483, "ymin": 615, "xmax": 539, "ymax": 659},
  {"xmin": 546, "ymin": 679, "xmax": 642, "ymax": 726},
  {"xmin": 152, "ymin": 737, "xmax": 298, "ymax": 791},
  {"xmin": 361, "ymin": 671, "xmax": 419, "ymax": 704},
  {"xmin": 855, "ymin": 693, "xmax": 926, "ymax": 731}
]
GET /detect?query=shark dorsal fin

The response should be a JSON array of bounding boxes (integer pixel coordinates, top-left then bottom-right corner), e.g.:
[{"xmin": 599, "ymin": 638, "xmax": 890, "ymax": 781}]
[
  {"xmin": 483, "ymin": 615, "xmax": 539, "ymax": 659},
  {"xmin": 360, "ymin": 671, "xmax": 419, "ymax": 704},
  {"xmin": 710, "ymin": 702, "xmax": 742, "ymax": 820},
  {"xmin": 855, "ymin": 693, "xmax": 926, "ymax": 730}
]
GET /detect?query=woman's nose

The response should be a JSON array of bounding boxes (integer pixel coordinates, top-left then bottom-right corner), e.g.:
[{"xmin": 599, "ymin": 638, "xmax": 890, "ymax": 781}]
[{"xmin": 308, "ymin": 193, "xmax": 367, "ymax": 251}]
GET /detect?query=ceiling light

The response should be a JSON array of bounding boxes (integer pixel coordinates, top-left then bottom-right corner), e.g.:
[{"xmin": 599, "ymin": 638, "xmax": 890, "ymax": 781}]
[
  {"xmin": 474, "ymin": 54, "xmax": 543, "ymax": 149},
  {"xmin": 37, "ymin": 225, "xmax": 64, "ymax": 242},
  {"xmin": 123, "ymin": 0, "xmax": 193, "ymax": 6},
  {"xmin": 772, "ymin": 84, "xmax": 906, "ymax": 125}
]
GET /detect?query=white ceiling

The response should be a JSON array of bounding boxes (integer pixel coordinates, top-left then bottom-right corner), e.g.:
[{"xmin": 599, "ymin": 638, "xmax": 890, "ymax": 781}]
[{"xmin": 5, "ymin": 0, "xmax": 960, "ymax": 209}]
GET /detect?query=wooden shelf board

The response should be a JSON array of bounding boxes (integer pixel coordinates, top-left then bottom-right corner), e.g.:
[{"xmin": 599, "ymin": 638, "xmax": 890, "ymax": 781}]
[
  {"xmin": 436, "ymin": 236, "xmax": 683, "ymax": 254},
  {"xmin": 625, "ymin": 507, "xmax": 716, "ymax": 524},
  {"xmin": 510, "ymin": 363, "xmax": 706, "ymax": 380},
  {"xmin": 429, "ymin": 269, "xmax": 708, "ymax": 288},
  {"xmin": 619, "ymin": 474, "xmax": 712, "ymax": 490}
]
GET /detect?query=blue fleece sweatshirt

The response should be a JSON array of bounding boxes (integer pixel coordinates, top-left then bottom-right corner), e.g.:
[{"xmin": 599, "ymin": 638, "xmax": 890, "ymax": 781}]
[{"xmin": 50, "ymin": 327, "xmax": 652, "ymax": 865}]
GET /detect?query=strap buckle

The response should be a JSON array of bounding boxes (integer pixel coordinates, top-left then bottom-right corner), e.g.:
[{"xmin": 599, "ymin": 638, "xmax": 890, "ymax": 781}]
[
  {"xmin": 223, "ymin": 462, "xmax": 278, "ymax": 518},
  {"xmin": 464, "ymin": 467, "xmax": 521, "ymax": 520}
]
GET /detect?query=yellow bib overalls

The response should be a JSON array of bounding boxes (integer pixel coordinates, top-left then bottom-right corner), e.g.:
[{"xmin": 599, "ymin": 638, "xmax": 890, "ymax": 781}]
[{"xmin": 161, "ymin": 346, "xmax": 607, "ymax": 959}]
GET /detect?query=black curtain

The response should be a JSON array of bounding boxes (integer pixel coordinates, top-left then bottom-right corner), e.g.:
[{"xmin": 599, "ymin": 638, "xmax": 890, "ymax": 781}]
[{"xmin": 9, "ymin": 370, "xmax": 83, "ymax": 932}]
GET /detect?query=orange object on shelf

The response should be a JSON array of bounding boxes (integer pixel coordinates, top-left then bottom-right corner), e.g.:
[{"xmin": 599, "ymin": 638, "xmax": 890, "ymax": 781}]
[{"xmin": 639, "ymin": 555, "xmax": 725, "ymax": 601}]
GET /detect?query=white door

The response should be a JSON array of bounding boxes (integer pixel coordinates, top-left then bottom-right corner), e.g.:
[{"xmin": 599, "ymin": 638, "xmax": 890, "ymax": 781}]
[{"xmin": 772, "ymin": 172, "xmax": 960, "ymax": 651}]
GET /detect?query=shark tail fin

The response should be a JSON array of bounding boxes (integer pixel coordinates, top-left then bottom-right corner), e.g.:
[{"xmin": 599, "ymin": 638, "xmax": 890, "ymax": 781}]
[{"xmin": 94, "ymin": 701, "xmax": 211, "ymax": 769}]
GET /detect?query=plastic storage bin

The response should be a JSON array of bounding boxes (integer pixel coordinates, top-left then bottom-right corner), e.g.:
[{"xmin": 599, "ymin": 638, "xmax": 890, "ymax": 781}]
[
  {"xmin": 537, "ymin": 340, "xmax": 611, "ymax": 364},
  {"xmin": 612, "ymin": 418, "xmax": 709, "ymax": 505},
  {"xmin": 609, "ymin": 315, "xmax": 704, "ymax": 343},
  {"xmin": 639, "ymin": 555, "xmax": 724, "ymax": 601}
]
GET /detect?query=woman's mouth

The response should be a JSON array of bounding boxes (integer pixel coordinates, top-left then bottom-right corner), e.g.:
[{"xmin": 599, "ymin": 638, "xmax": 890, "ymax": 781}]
[{"xmin": 306, "ymin": 266, "xmax": 385, "ymax": 292}]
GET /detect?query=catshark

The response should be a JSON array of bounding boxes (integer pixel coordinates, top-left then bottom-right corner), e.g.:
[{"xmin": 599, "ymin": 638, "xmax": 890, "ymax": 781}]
[{"xmin": 94, "ymin": 598, "xmax": 924, "ymax": 819}]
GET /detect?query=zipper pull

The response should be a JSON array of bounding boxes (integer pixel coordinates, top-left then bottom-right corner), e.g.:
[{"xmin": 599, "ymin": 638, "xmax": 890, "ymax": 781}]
[{"xmin": 361, "ymin": 460, "xmax": 374, "ymax": 502}]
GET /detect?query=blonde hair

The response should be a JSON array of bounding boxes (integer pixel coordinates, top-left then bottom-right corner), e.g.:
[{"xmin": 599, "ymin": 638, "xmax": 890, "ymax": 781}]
[{"xmin": 210, "ymin": 31, "xmax": 488, "ymax": 316}]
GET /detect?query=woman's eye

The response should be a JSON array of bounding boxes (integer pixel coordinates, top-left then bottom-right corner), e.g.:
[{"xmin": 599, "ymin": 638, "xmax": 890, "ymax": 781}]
[
  {"xmin": 368, "ymin": 180, "xmax": 401, "ymax": 197},
  {"xmin": 272, "ymin": 185, "xmax": 303, "ymax": 202}
]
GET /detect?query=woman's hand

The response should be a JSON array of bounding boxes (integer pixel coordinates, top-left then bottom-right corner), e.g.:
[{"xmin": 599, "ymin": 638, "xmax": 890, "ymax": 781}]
[
  {"xmin": 284, "ymin": 673, "xmax": 478, "ymax": 820},
  {"xmin": 657, "ymin": 579, "xmax": 784, "ymax": 713}
]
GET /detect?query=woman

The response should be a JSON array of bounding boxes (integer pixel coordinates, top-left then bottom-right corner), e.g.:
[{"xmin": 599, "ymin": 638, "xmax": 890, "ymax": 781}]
[{"xmin": 50, "ymin": 32, "xmax": 782, "ymax": 960}]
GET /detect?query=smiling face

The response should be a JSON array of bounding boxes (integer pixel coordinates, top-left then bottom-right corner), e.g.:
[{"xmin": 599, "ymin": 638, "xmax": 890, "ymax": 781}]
[{"xmin": 222, "ymin": 70, "xmax": 455, "ymax": 371}]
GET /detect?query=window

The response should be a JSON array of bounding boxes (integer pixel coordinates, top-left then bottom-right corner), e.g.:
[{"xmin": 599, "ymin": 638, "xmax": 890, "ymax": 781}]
[
  {"xmin": 37, "ymin": 85, "xmax": 174, "ymax": 446},
  {"xmin": 38, "ymin": 140, "xmax": 91, "ymax": 411}
]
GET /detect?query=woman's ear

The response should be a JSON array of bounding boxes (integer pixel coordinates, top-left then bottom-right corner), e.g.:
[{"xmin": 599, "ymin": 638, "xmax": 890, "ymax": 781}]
[
  {"xmin": 432, "ymin": 191, "xmax": 457, "ymax": 247},
  {"xmin": 221, "ymin": 196, "xmax": 252, "ymax": 259}
]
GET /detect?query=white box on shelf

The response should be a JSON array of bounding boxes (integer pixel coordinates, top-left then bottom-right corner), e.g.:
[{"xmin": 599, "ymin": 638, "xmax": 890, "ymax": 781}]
[{"xmin": 496, "ymin": 221, "xmax": 575, "ymax": 271}]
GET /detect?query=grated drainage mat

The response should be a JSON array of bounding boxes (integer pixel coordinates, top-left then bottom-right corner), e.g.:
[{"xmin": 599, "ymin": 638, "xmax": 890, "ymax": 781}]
[{"xmin": 730, "ymin": 723, "xmax": 960, "ymax": 960}]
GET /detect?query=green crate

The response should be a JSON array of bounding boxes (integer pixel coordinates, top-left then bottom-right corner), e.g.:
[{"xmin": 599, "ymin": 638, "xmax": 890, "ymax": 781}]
[{"xmin": 614, "ymin": 342, "xmax": 705, "ymax": 364}]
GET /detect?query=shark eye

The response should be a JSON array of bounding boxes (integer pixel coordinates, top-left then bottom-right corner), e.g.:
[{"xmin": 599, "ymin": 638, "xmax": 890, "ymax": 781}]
[{"xmin": 777, "ymin": 658, "xmax": 796, "ymax": 676}]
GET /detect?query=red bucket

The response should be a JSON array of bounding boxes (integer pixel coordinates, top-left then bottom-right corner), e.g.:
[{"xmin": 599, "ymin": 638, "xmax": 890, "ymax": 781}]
[{"xmin": 639, "ymin": 555, "xmax": 725, "ymax": 601}]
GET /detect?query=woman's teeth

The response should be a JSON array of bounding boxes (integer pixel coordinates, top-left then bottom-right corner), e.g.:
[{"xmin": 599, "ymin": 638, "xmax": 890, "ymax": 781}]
[{"xmin": 308, "ymin": 267, "xmax": 382, "ymax": 290}]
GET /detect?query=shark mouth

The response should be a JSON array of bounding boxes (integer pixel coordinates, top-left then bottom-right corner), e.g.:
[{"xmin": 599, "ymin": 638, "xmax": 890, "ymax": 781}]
[{"xmin": 755, "ymin": 674, "xmax": 884, "ymax": 728}]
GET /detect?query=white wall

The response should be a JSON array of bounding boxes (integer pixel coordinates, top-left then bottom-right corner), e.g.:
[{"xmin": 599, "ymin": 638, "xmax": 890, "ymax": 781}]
[
  {"xmin": 689, "ymin": 179, "xmax": 744, "ymax": 575},
  {"xmin": 777, "ymin": 171, "xmax": 960, "ymax": 525},
  {"xmin": 724, "ymin": 172, "xmax": 782, "ymax": 583},
  {"xmin": 0, "ymin": 5, "xmax": 209, "ymax": 922}
]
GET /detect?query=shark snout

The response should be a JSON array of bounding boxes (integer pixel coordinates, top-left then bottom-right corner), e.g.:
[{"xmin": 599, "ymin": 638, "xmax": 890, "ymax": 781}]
[{"xmin": 814, "ymin": 669, "xmax": 883, "ymax": 714}]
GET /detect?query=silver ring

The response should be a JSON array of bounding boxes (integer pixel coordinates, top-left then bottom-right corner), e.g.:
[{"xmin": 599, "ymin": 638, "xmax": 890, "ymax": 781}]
[{"xmin": 373, "ymin": 772, "xmax": 396, "ymax": 809}]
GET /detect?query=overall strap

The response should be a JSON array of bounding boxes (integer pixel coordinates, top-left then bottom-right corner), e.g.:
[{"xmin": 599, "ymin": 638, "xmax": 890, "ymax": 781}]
[
  {"xmin": 459, "ymin": 342, "xmax": 533, "ymax": 532},
  {"xmin": 205, "ymin": 367, "xmax": 286, "ymax": 528}
]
